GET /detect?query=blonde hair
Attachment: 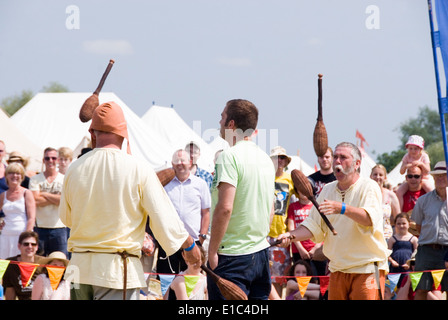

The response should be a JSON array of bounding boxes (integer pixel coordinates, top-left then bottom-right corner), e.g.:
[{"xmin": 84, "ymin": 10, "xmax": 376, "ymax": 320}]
[
  {"xmin": 5, "ymin": 162, "xmax": 25, "ymax": 184},
  {"xmin": 58, "ymin": 147, "xmax": 73, "ymax": 160},
  {"xmin": 371, "ymin": 164, "xmax": 387, "ymax": 177}
]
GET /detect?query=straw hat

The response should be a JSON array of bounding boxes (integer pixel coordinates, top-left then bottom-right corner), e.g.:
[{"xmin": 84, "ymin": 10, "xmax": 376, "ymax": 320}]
[
  {"xmin": 429, "ymin": 161, "xmax": 447, "ymax": 175},
  {"xmin": 39, "ymin": 251, "xmax": 69, "ymax": 267},
  {"xmin": 270, "ymin": 146, "xmax": 291, "ymax": 165},
  {"xmin": 7, "ymin": 151, "xmax": 29, "ymax": 168},
  {"xmin": 405, "ymin": 135, "xmax": 424, "ymax": 149}
]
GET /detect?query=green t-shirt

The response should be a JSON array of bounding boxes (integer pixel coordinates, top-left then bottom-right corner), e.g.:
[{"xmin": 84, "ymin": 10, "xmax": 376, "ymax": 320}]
[{"xmin": 211, "ymin": 140, "xmax": 275, "ymax": 255}]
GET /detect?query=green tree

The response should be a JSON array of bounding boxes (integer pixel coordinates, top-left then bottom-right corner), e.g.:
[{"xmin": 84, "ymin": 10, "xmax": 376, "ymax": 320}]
[
  {"xmin": 1, "ymin": 90, "xmax": 34, "ymax": 116},
  {"xmin": 1, "ymin": 82, "xmax": 69, "ymax": 116}
]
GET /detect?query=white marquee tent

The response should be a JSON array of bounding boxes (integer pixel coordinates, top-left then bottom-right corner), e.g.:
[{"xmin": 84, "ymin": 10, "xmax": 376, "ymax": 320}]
[
  {"xmin": 141, "ymin": 105, "xmax": 218, "ymax": 172},
  {"xmin": 0, "ymin": 108, "xmax": 43, "ymax": 172},
  {"xmin": 11, "ymin": 92, "xmax": 173, "ymax": 169}
]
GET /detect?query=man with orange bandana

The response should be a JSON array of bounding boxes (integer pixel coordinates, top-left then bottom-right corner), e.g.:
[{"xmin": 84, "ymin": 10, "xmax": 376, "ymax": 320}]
[{"xmin": 59, "ymin": 101, "xmax": 200, "ymax": 300}]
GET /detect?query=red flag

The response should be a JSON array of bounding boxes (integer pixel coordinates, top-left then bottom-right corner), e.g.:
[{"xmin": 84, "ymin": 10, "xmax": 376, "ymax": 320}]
[
  {"xmin": 18, "ymin": 263, "xmax": 38, "ymax": 288},
  {"xmin": 319, "ymin": 276, "xmax": 330, "ymax": 296},
  {"xmin": 356, "ymin": 130, "xmax": 368, "ymax": 150}
]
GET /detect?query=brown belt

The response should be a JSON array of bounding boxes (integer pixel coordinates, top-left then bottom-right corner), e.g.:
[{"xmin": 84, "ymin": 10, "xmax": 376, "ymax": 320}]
[{"xmin": 74, "ymin": 251, "xmax": 139, "ymax": 300}]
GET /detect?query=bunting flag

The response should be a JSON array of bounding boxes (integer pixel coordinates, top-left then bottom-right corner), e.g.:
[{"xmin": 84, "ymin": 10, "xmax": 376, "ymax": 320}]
[
  {"xmin": 410, "ymin": 272, "xmax": 424, "ymax": 292},
  {"xmin": 17, "ymin": 263, "xmax": 39, "ymax": 288},
  {"xmin": 431, "ymin": 269, "xmax": 445, "ymax": 289},
  {"xmin": 184, "ymin": 275, "xmax": 199, "ymax": 298},
  {"xmin": 319, "ymin": 276, "xmax": 330, "ymax": 296},
  {"xmin": 296, "ymin": 276, "xmax": 312, "ymax": 297},
  {"xmin": 386, "ymin": 273, "xmax": 401, "ymax": 293},
  {"xmin": 47, "ymin": 266, "xmax": 65, "ymax": 290},
  {"xmin": 0, "ymin": 260, "xmax": 10, "ymax": 281}
]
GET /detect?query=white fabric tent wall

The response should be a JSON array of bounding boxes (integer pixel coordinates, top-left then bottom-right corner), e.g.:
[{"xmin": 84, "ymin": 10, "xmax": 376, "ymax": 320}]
[
  {"xmin": 285, "ymin": 155, "xmax": 315, "ymax": 176},
  {"xmin": 360, "ymin": 149, "xmax": 376, "ymax": 179},
  {"xmin": 11, "ymin": 92, "xmax": 173, "ymax": 169},
  {"xmin": 0, "ymin": 108, "xmax": 43, "ymax": 172},
  {"xmin": 141, "ymin": 105, "xmax": 216, "ymax": 172}
]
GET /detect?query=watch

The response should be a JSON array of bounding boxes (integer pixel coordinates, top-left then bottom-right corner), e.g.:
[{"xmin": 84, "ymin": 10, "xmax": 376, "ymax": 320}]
[{"xmin": 199, "ymin": 233, "xmax": 207, "ymax": 240}]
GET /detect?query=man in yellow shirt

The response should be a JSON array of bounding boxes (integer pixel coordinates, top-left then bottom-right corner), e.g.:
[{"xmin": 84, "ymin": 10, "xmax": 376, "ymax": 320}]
[
  {"xmin": 59, "ymin": 101, "xmax": 201, "ymax": 300},
  {"xmin": 277, "ymin": 142, "xmax": 389, "ymax": 300},
  {"xmin": 268, "ymin": 146, "xmax": 293, "ymax": 297}
]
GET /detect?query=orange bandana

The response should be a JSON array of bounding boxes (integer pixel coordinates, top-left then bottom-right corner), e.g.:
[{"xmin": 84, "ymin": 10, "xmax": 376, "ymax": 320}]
[{"xmin": 88, "ymin": 101, "xmax": 131, "ymax": 154}]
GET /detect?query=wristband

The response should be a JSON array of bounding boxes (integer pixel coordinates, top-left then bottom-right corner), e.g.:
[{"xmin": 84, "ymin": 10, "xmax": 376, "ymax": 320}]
[
  {"xmin": 340, "ymin": 202, "xmax": 346, "ymax": 215},
  {"xmin": 184, "ymin": 241, "xmax": 196, "ymax": 252}
]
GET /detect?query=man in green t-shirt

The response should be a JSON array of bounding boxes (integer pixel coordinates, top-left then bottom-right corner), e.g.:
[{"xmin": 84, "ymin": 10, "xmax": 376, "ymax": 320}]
[{"xmin": 208, "ymin": 99, "xmax": 275, "ymax": 300}]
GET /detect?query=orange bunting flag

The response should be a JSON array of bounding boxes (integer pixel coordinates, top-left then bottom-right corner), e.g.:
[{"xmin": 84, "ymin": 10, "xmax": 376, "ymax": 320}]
[
  {"xmin": 0, "ymin": 260, "xmax": 10, "ymax": 280},
  {"xmin": 319, "ymin": 276, "xmax": 330, "ymax": 296},
  {"xmin": 410, "ymin": 272, "xmax": 423, "ymax": 292},
  {"xmin": 296, "ymin": 276, "xmax": 312, "ymax": 297},
  {"xmin": 431, "ymin": 270, "xmax": 445, "ymax": 290},
  {"xmin": 18, "ymin": 263, "xmax": 38, "ymax": 288},
  {"xmin": 47, "ymin": 266, "xmax": 65, "ymax": 290}
]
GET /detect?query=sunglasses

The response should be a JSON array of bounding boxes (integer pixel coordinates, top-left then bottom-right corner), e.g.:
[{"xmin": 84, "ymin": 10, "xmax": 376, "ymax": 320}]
[
  {"xmin": 277, "ymin": 155, "xmax": 288, "ymax": 160},
  {"xmin": 21, "ymin": 242, "xmax": 37, "ymax": 247},
  {"xmin": 407, "ymin": 174, "xmax": 421, "ymax": 179},
  {"xmin": 44, "ymin": 156, "xmax": 58, "ymax": 161}
]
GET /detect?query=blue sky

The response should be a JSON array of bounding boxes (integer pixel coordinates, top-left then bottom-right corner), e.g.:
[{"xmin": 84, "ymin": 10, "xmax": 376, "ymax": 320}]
[{"xmin": 0, "ymin": 0, "xmax": 439, "ymax": 166}]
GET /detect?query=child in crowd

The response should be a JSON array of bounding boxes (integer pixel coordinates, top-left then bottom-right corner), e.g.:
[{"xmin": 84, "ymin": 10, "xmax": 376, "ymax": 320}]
[
  {"xmin": 31, "ymin": 251, "xmax": 70, "ymax": 300},
  {"xmin": 396, "ymin": 135, "xmax": 433, "ymax": 201},
  {"xmin": 287, "ymin": 190, "xmax": 326, "ymax": 276},
  {"xmin": 388, "ymin": 213, "xmax": 418, "ymax": 275},
  {"xmin": 164, "ymin": 244, "xmax": 207, "ymax": 300},
  {"xmin": 57, "ymin": 147, "xmax": 73, "ymax": 174},
  {"xmin": 285, "ymin": 260, "xmax": 320, "ymax": 300}
]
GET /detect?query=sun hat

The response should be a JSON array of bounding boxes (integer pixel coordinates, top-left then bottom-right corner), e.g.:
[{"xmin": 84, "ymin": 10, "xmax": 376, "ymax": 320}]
[
  {"xmin": 405, "ymin": 135, "xmax": 424, "ymax": 149},
  {"xmin": 39, "ymin": 251, "xmax": 69, "ymax": 267},
  {"xmin": 270, "ymin": 146, "xmax": 291, "ymax": 165},
  {"xmin": 7, "ymin": 151, "xmax": 29, "ymax": 168},
  {"xmin": 89, "ymin": 101, "xmax": 131, "ymax": 154},
  {"xmin": 429, "ymin": 161, "xmax": 447, "ymax": 175}
]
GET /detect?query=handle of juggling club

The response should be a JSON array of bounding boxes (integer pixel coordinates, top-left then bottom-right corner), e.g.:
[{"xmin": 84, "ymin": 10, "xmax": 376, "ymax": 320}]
[{"xmin": 93, "ymin": 59, "xmax": 115, "ymax": 95}]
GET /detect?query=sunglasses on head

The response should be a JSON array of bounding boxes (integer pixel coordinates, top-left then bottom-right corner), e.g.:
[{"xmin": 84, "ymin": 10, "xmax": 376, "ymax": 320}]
[
  {"xmin": 21, "ymin": 242, "xmax": 37, "ymax": 247},
  {"xmin": 44, "ymin": 156, "xmax": 58, "ymax": 161},
  {"xmin": 407, "ymin": 174, "xmax": 421, "ymax": 179}
]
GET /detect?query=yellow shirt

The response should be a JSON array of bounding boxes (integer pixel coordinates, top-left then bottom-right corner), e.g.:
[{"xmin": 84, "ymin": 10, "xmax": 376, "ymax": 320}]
[
  {"xmin": 268, "ymin": 172, "xmax": 294, "ymax": 237},
  {"xmin": 59, "ymin": 148, "xmax": 189, "ymax": 289},
  {"xmin": 302, "ymin": 176, "xmax": 390, "ymax": 274}
]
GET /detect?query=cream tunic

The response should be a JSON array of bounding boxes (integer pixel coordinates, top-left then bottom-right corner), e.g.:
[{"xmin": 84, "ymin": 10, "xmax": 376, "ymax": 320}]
[
  {"xmin": 301, "ymin": 176, "xmax": 390, "ymax": 274},
  {"xmin": 59, "ymin": 148, "xmax": 189, "ymax": 289}
]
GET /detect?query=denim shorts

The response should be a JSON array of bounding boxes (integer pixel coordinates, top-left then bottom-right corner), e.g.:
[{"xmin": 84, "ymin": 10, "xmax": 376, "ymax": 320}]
[{"xmin": 207, "ymin": 248, "xmax": 271, "ymax": 300}]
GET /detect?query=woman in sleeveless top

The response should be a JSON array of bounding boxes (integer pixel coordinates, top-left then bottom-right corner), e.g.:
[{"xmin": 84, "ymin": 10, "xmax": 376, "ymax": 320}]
[{"xmin": 0, "ymin": 163, "xmax": 36, "ymax": 259}]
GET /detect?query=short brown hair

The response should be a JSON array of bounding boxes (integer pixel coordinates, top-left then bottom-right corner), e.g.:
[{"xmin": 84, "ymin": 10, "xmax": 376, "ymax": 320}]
[
  {"xmin": 18, "ymin": 230, "xmax": 39, "ymax": 244},
  {"xmin": 225, "ymin": 99, "xmax": 258, "ymax": 132}
]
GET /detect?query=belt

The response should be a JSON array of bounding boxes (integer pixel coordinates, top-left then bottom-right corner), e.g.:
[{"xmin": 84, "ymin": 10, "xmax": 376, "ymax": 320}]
[
  {"xmin": 423, "ymin": 244, "xmax": 448, "ymax": 250},
  {"xmin": 73, "ymin": 251, "xmax": 139, "ymax": 300}
]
